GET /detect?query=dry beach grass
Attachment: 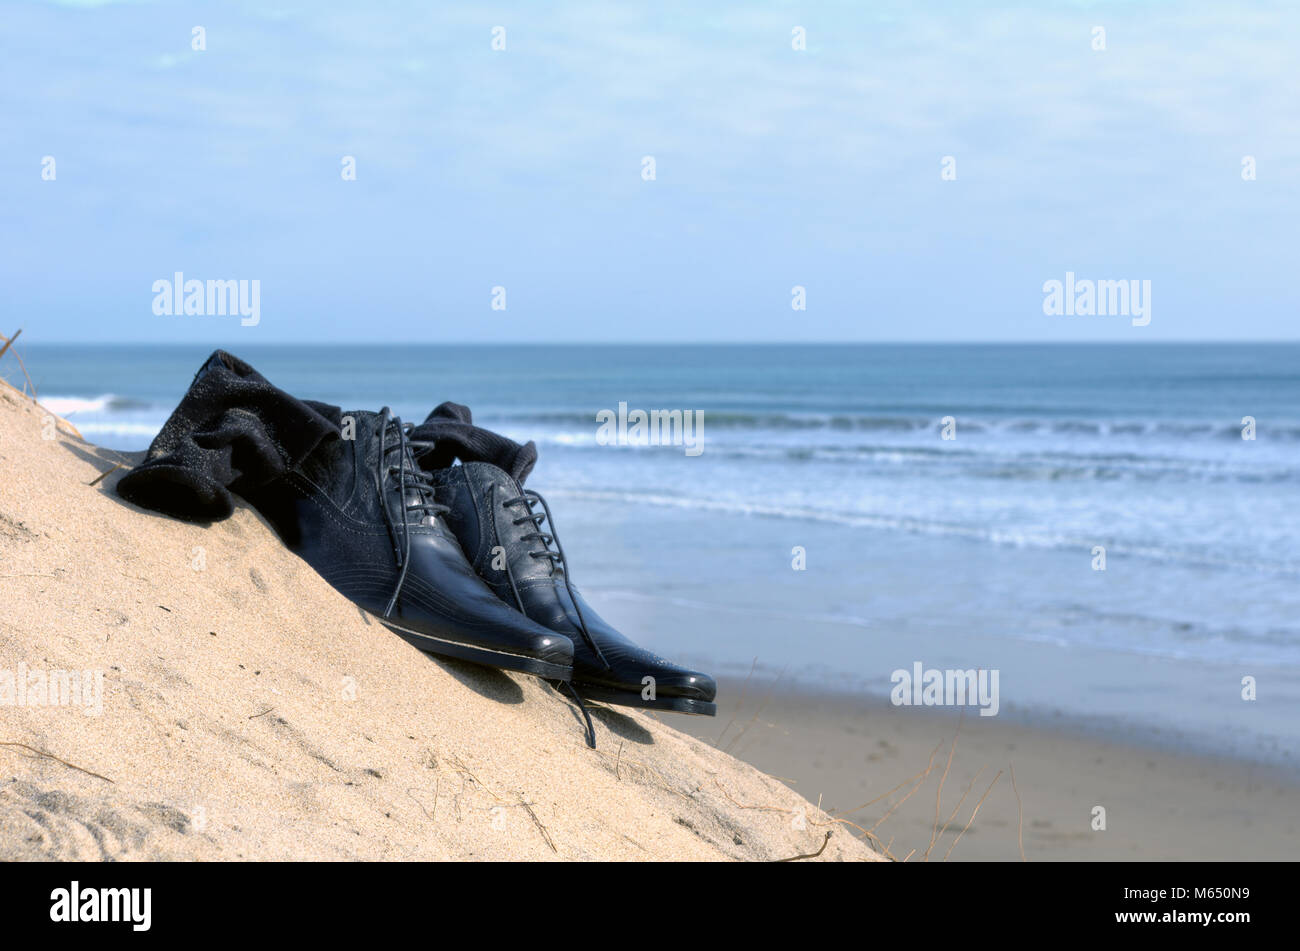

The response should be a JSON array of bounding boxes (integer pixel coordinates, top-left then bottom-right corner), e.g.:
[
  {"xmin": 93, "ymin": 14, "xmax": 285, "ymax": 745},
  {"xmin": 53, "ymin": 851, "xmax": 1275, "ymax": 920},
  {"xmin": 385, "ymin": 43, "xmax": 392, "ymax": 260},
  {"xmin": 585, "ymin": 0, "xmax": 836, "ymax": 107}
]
[{"xmin": 0, "ymin": 375, "xmax": 879, "ymax": 862}]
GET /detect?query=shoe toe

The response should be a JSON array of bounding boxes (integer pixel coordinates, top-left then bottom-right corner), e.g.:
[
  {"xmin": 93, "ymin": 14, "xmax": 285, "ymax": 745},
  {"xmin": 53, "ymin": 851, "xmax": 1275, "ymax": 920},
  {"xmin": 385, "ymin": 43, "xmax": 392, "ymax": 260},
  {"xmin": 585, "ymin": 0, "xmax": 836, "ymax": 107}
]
[
  {"xmin": 526, "ymin": 630, "xmax": 575, "ymax": 666},
  {"xmin": 656, "ymin": 667, "xmax": 717, "ymax": 702}
]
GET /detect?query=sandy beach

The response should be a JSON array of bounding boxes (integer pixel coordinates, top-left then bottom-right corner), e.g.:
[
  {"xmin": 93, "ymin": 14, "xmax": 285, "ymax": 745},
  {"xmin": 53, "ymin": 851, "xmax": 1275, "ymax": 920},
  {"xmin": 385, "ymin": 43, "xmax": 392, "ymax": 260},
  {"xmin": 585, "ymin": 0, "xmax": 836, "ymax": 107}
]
[
  {"xmin": 0, "ymin": 380, "xmax": 878, "ymax": 861},
  {"xmin": 673, "ymin": 675, "xmax": 1300, "ymax": 861},
  {"xmin": 6, "ymin": 364, "xmax": 1298, "ymax": 862},
  {"xmin": 7, "ymin": 349, "xmax": 1300, "ymax": 863}
]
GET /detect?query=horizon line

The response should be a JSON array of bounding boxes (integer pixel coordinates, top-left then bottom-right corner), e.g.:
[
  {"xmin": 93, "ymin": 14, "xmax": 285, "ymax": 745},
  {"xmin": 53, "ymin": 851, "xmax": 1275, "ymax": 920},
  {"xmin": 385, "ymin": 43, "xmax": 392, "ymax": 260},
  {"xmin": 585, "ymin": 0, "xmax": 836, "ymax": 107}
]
[{"xmin": 11, "ymin": 339, "xmax": 1300, "ymax": 348}]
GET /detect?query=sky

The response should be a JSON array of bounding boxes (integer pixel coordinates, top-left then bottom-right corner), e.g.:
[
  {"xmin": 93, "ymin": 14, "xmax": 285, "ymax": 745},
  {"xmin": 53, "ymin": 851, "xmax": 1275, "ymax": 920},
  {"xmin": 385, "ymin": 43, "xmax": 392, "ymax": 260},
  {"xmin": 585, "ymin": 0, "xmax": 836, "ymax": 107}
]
[{"xmin": 1, "ymin": 0, "xmax": 1297, "ymax": 343}]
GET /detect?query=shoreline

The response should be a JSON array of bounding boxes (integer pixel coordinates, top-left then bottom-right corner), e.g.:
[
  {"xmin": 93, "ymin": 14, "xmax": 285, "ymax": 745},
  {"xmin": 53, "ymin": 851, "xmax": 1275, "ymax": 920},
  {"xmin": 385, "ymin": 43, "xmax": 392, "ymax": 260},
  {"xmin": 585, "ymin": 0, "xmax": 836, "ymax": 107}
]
[
  {"xmin": 660, "ymin": 658, "xmax": 1300, "ymax": 777},
  {"xmin": 668, "ymin": 675, "xmax": 1300, "ymax": 861}
]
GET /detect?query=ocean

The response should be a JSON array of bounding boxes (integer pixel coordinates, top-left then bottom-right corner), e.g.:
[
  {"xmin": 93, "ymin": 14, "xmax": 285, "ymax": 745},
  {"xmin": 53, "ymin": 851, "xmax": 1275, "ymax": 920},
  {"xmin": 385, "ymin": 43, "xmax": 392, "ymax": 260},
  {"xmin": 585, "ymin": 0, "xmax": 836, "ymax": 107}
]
[{"xmin": 14, "ymin": 343, "xmax": 1300, "ymax": 767}]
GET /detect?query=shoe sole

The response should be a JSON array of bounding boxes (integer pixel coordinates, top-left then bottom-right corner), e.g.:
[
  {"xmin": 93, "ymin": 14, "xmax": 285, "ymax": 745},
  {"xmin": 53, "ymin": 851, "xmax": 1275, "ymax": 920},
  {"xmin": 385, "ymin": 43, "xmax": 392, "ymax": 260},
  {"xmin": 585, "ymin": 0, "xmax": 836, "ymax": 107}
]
[
  {"xmin": 572, "ymin": 683, "xmax": 717, "ymax": 716},
  {"xmin": 372, "ymin": 614, "xmax": 574, "ymax": 681}
]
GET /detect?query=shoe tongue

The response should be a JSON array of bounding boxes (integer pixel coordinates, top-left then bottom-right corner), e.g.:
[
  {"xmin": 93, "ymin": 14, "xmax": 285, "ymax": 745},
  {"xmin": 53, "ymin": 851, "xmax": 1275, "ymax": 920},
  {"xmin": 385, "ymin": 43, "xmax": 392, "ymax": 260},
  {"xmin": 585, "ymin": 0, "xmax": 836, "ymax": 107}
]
[
  {"xmin": 346, "ymin": 410, "xmax": 434, "ymax": 519},
  {"xmin": 345, "ymin": 410, "xmax": 386, "ymax": 467},
  {"xmin": 465, "ymin": 460, "xmax": 519, "ymax": 496},
  {"xmin": 471, "ymin": 462, "xmax": 561, "ymax": 561},
  {"xmin": 462, "ymin": 461, "xmax": 535, "ymax": 535}
]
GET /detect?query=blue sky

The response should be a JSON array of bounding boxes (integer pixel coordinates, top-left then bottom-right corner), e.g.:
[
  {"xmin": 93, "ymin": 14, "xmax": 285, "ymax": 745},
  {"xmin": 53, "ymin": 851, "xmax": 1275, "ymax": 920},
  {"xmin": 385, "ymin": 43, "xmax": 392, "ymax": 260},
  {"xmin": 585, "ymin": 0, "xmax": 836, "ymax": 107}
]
[{"xmin": 2, "ymin": 0, "xmax": 1297, "ymax": 343}]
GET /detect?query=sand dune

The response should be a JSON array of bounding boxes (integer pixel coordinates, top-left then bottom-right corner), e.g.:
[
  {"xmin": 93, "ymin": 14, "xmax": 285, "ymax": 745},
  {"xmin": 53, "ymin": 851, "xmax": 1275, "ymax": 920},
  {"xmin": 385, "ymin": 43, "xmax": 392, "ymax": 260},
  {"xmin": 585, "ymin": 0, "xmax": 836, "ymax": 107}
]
[{"xmin": 0, "ymin": 379, "xmax": 877, "ymax": 861}]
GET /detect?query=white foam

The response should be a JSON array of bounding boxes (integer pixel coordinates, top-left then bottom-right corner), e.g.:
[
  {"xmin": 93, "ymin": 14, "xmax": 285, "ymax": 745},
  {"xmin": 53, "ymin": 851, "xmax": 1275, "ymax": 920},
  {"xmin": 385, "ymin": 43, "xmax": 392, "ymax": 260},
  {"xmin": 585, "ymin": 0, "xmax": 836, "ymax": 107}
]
[{"xmin": 40, "ymin": 394, "xmax": 114, "ymax": 415}]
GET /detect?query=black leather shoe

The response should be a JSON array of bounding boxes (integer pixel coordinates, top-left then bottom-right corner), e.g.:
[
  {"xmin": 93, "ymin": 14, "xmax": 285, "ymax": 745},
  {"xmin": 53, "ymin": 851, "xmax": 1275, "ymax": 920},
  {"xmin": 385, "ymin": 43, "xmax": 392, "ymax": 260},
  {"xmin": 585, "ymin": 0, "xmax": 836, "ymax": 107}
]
[
  {"xmin": 244, "ymin": 410, "xmax": 575, "ymax": 680},
  {"xmin": 426, "ymin": 461, "xmax": 717, "ymax": 716}
]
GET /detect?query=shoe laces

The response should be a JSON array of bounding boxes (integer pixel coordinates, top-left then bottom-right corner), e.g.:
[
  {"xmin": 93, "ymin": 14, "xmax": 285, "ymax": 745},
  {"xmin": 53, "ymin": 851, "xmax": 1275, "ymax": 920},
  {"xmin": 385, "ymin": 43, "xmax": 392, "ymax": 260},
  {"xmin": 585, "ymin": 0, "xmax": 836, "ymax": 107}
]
[
  {"xmin": 500, "ymin": 488, "xmax": 612, "ymax": 672},
  {"xmin": 376, "ymin": 407, "xmax": 448, "ymax": 617}
]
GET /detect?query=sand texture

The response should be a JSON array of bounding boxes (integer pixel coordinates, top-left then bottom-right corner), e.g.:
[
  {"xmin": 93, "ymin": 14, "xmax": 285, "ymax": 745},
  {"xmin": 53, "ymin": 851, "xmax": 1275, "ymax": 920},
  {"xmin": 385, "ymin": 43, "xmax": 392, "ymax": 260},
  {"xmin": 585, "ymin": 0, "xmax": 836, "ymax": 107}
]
[
  {"xmin": 0, "ymin": 380, "xmax": 878, "ymax": 862},
  {"xmin": 676, "ymin": 677, "xmax": 1300, "ymax": 861}
]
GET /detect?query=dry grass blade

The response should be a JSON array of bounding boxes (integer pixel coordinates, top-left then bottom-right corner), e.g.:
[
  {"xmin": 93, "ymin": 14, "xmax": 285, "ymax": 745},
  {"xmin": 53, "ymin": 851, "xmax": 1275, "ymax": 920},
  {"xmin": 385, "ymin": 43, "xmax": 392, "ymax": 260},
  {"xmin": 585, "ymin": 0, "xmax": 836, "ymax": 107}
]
[
  {"xmin": 943, "ymin": 769, "xmax": 1003, "ymax": 861},
  {"xmin": 831, "ymin": 739, "xmax": 944, "ymax": 817},
  {"xmin": 520, "ymin": 800, "xmax": 558, "ymax": 854},
  {"xmin": 448, "ymin": 754, "xmax": 502, "ymax": 801},
  {"xmin": 774, "ymin": 830, "xmax": 831, "ymax": 862},
  {"xmin": 592, "ymin": 747, "xmax": 695, "ymax": 801},
  {"xmin": 713, "ymin": 779, "xmax": 793, "ymax": 814},
  {"xmin": 927, "ymin": 766, "xmax": 984, "ymax": 861},
  {"xmin": 926, "ymin": 712, "xmax": 963, "ymax": 859},
  {"xmin": 406, "ymin": 777, "xmax": 440, "ymax": 823},
  {"xmin": 88, "ymin": 462, "xmax": 126, "ymax": 487},
  {"xmin": 715, "ymin": 655, "xmax": 757, "ymax": 747},
  {"xmin": 0, "ymin": 740, "xmax": 114, "ymax": 784},
  {"xmin": 0, "ymin": 330, "xmax": 38, "ymax": 397},
  {"xmin": 1010, "ymin": 762, "xmax": 1026, "ymax": 861},
  {"xmin": 813, "ymin": 814, "xmax": 896, "ymax": 860},
  {"xmin": 0, "ymin": 328, "xmax": 20, "ymax": 361},
  {"xmin": 723, "ymin": 663, "xmax": 788, "ymax": 755},
  {"xmin": 868, "ymin": 741, "xmax": 943, "ymax": 833}
]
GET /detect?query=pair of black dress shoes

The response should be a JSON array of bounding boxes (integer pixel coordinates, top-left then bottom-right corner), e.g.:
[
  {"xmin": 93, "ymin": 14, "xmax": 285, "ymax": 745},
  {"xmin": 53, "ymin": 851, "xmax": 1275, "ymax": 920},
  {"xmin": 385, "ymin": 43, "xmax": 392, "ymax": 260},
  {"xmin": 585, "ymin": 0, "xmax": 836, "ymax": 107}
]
[{"xmin": 244, "ymin": 408, "xmax": 716, "ymax": 744}]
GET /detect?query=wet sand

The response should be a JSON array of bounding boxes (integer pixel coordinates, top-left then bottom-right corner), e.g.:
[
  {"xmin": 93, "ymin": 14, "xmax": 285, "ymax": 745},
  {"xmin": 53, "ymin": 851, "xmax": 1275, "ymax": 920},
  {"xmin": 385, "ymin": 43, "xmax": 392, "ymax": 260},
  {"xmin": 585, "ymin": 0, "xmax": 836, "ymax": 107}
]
[{"xmin": 669, "ymin": 675, "xmax": 1300, "ymax": 861}]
